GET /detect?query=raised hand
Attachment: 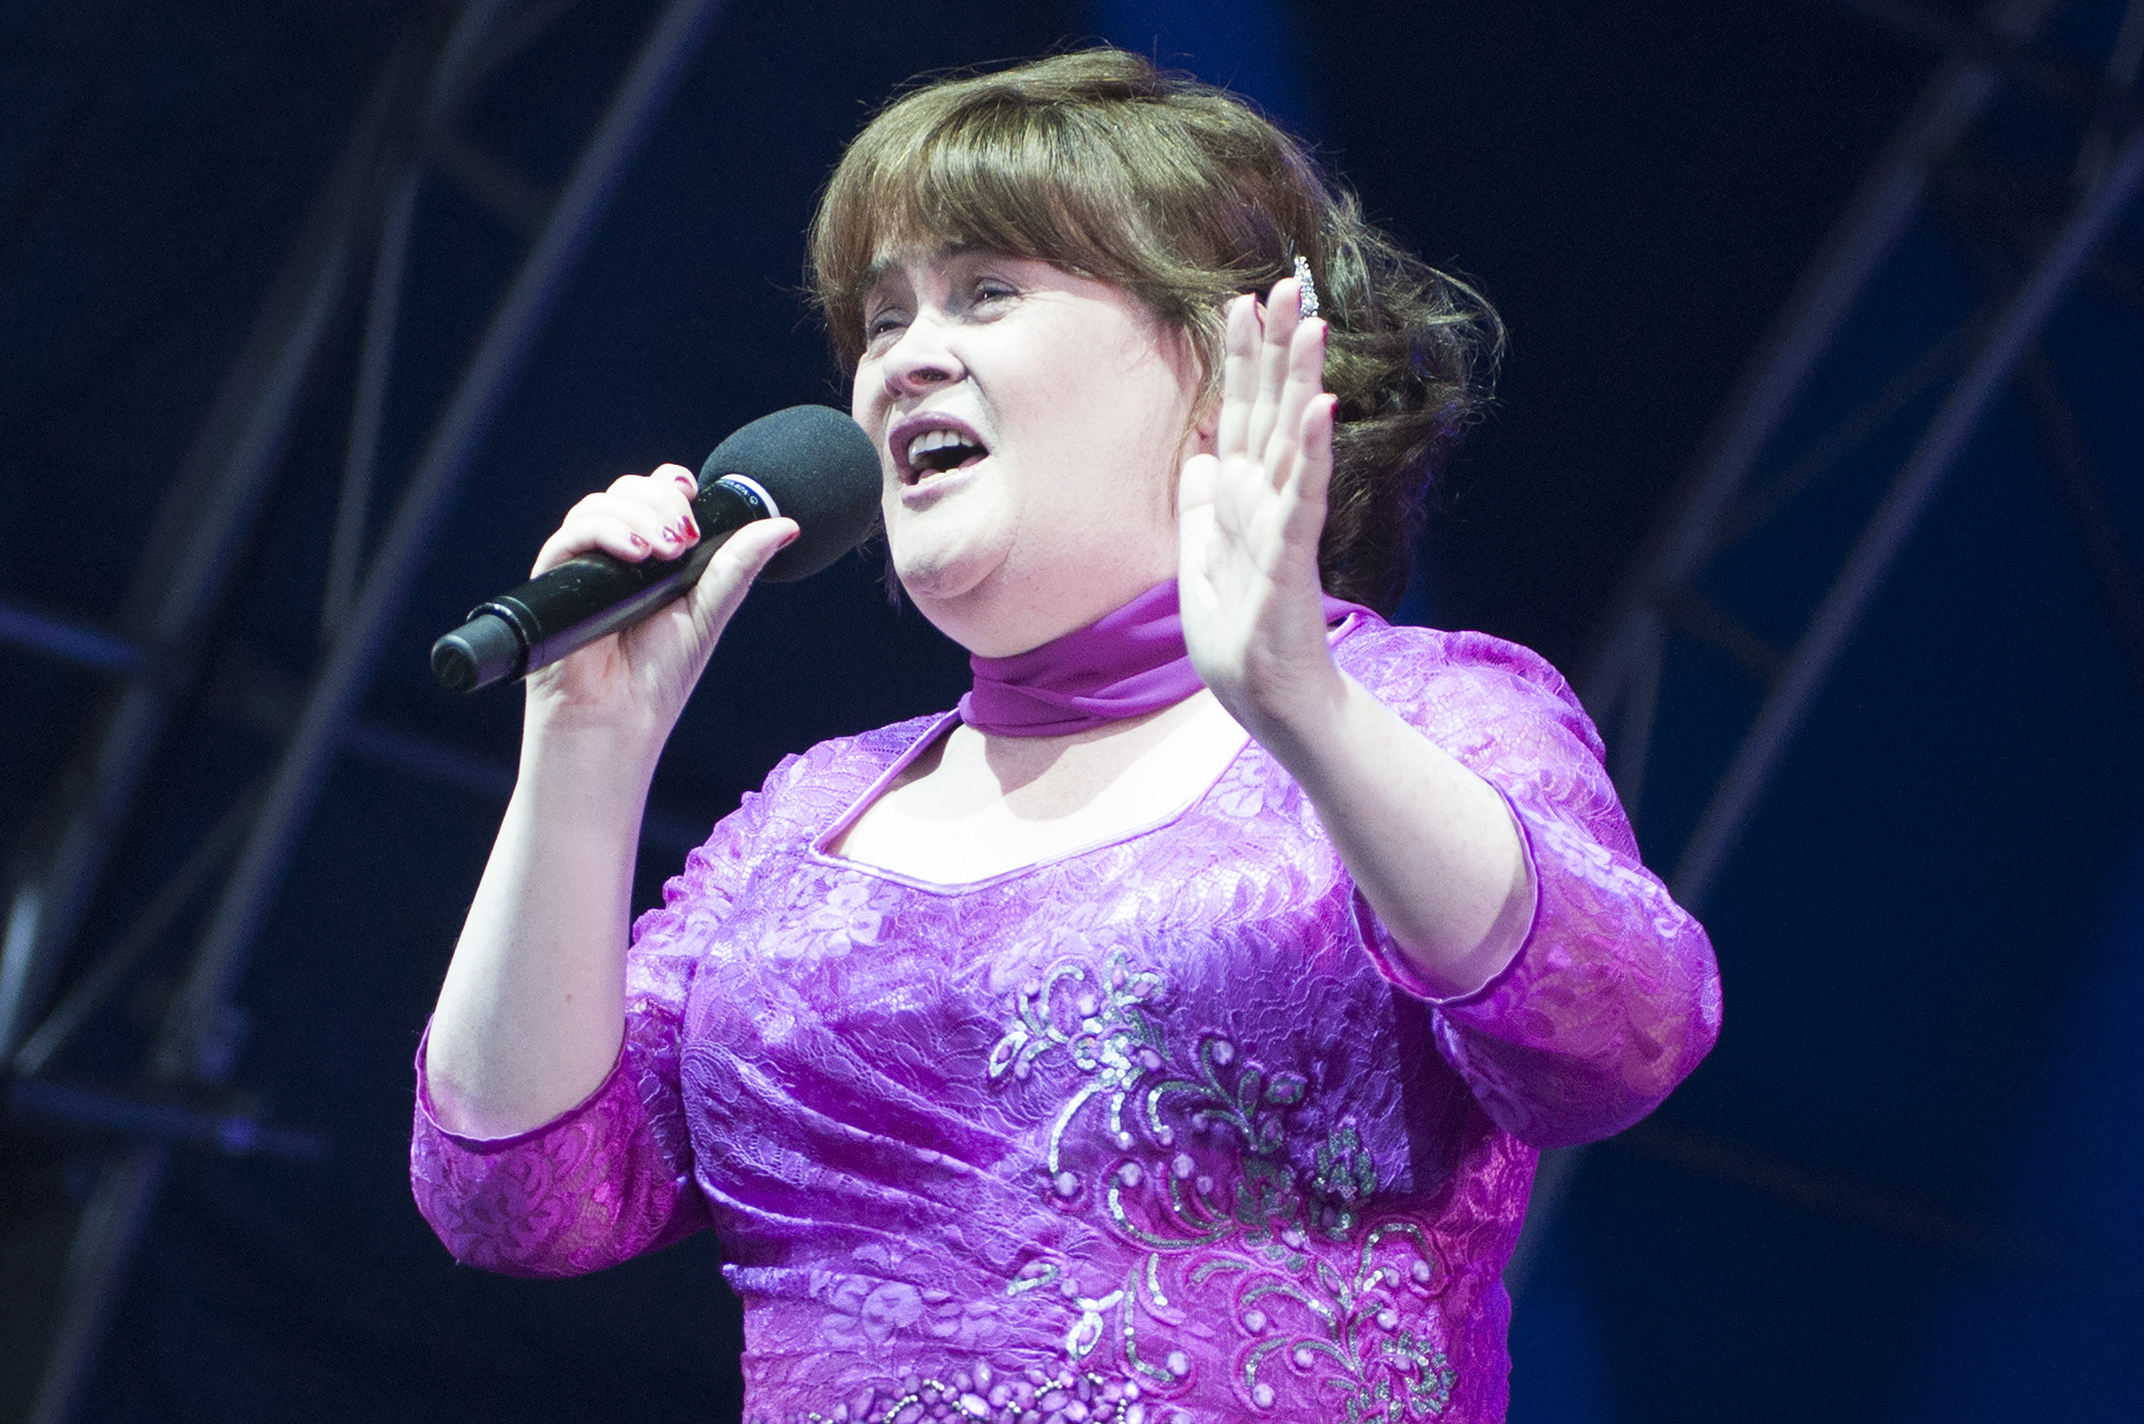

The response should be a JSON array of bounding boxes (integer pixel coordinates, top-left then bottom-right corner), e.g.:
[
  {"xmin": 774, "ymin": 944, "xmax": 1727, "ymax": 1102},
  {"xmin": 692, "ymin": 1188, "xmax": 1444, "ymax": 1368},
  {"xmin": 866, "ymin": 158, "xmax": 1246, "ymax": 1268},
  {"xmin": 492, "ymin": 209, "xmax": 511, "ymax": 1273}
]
[
  {"xmin": 524, "ymin": 464, "xmax": 798, "ymax": 737},
  {"xmin": 1176, "ymin": 279, "xmax": 1534, "ymax": 995},
  {"xmin": 1177, "ymin": 276, "xmax": 1343, "ymax": 742}
]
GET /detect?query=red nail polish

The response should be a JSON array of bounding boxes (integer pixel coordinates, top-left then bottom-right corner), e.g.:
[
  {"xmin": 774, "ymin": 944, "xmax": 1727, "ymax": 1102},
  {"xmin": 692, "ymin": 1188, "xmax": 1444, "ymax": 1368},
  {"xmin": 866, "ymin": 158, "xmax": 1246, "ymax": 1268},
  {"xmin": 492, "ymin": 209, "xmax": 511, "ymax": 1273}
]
[
  {"xmin": 628, "ymin": 533, "xmax": 649, "ymax": 552},
  {"xmin": 682, "ymin": 514, "xmax": 699, "ymax": 540},
  {"xmin": 674, "ymin": 472, "xmax": 697, "ymax": 493}
]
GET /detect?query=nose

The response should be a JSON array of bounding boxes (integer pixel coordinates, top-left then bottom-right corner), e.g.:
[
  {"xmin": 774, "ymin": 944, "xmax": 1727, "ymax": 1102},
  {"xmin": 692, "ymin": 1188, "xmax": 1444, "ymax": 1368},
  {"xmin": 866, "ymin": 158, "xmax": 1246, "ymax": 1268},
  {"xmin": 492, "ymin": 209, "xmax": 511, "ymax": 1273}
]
[{"xmin": 879, "ymin": 311, "xmax": 964, "ymax": 396}]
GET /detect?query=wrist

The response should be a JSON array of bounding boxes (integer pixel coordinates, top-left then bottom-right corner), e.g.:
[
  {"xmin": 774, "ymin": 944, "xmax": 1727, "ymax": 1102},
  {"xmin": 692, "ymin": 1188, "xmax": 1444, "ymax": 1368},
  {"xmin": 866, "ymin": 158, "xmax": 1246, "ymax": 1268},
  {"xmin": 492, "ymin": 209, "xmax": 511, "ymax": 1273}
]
[
  {"xmin": 1230, "ymin": 655, "xmax": 1352, "ymax": 771},
  {"xmin": 517, "ymin": 709, "xmax": 666, "ymax": 814}
]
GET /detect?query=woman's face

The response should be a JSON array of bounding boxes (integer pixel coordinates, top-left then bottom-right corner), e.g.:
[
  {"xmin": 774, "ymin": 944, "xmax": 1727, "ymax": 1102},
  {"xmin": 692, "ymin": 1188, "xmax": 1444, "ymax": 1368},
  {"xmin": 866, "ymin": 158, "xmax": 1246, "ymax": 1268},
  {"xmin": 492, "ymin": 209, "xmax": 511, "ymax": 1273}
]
[{"xmin": 850, "ymin": 247, "xmax": 1206, "ymax": 657}]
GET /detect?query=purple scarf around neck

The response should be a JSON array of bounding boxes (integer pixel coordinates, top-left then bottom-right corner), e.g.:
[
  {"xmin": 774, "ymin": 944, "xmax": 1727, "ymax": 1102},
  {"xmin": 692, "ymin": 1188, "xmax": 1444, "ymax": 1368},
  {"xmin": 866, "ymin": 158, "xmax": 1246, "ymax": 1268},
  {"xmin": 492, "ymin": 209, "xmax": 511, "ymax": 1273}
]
[{"xmin": 958, "ymin": 580, "xmax": 1376, "ymax": 737}]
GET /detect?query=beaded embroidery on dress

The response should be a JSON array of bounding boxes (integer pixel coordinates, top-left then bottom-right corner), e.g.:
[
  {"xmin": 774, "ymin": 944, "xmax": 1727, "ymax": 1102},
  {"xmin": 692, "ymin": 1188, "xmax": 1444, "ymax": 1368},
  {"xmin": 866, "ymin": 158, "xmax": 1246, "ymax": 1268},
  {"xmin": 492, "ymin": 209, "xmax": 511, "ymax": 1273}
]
[{"xmin": 412, "ymin": 616, "xmax": 1720, "ymax": 1423}]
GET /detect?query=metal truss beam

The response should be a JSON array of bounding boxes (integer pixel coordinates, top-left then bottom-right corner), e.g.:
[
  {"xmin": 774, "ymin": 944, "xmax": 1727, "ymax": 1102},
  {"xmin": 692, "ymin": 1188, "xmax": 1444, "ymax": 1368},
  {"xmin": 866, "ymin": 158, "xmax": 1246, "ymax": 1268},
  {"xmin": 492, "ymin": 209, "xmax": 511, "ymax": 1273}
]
[
  {"xmin": 22, "ymin": 1146, "xmax": 161, "ymax": 1424},
  {"xmin": 1585, "ymin": 0, "xmax": 2061, "ymax": 725},
  {"xmin": 3, "ymin": 2, "xmax": 728, "ymax": 1418},
  {"xmin": 0, "ymin": 599, "xmax": 711, "ymax": 861},
  {"xmin": 2018, "ymin": 347, "xmax": 2144, "ymax": 685},
  {"xmin": 1510, "ymin": 0, "xmax": 2144, "ymax": 1302},
  {"xmin": 152, "ymin": 0, "xmax": 726, "ymax": 1088},
  {"xmin": 1841, "ymin": 0, "xmax": 2144, "ymax": 125},
  {"xmin": 1, "ymin": 44, "xmax": 393, "ymax": 1067},
  {"xmin": 1670, "ymin": 116, "xmax": 2144, "ymax": 908},
  {"xmin": 0, "ymin": 0, "xmax": 590, "ymax": 1077},
  {"xmin": 7, "ymin": 1081, "xmax": 325, "ymax": 1162}
]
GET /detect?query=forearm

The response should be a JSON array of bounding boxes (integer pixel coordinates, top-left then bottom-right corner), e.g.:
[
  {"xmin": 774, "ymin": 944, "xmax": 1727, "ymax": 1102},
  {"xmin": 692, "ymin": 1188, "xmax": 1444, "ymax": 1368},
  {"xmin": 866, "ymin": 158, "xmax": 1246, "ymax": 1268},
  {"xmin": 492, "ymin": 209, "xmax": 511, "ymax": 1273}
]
[
  {"xmin": 425, "ymin": 715, "xmax": 663, "ymax": 1137},
  {"xmin": 1251, "ymin": 666, "xmax": 1535, "ymax": 998}
]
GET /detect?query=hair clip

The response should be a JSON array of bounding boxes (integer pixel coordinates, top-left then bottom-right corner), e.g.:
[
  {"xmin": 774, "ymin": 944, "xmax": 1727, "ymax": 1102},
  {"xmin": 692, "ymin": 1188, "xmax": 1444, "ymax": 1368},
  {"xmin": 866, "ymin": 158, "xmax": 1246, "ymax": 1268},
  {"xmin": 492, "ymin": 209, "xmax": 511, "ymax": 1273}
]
[{"xmin": 1294, "ymin": 255, "xmax": 1320, "ymax": 319}]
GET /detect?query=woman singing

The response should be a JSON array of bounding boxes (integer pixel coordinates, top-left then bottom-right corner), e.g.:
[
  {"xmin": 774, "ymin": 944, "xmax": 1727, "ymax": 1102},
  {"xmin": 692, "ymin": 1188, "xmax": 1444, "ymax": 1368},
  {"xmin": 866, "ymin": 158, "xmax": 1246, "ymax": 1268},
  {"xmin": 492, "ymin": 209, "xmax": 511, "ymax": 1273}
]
[{"xmin": 412, "ymin": 49, "xmax": 1719, "ymax": 1423}]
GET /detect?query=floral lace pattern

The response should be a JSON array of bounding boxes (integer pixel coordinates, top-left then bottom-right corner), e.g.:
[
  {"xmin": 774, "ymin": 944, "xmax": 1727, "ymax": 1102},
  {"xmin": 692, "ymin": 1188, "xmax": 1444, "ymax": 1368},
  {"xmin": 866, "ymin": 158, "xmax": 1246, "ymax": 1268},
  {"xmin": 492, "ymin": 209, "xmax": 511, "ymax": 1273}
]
[
  {"xmin": 412, "ymin": 618, "xmax": 1720, "ymax": 1422},
  {"xmin": 976, "ymin": 942, "xmax": 1465, "ymax": 1420}
]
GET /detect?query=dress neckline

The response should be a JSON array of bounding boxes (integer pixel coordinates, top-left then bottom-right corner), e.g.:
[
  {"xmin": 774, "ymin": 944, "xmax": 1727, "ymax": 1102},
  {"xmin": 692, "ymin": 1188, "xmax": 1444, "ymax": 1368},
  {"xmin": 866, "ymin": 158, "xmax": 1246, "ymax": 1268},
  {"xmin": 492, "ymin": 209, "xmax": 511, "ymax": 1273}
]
[
  {"xmin": 808, "ymin": 611, "xmax": 1375, "ymax": 894},
  {"xmin": 806, "ymin": 707, "xmax": 1251, "ymax": 895}
]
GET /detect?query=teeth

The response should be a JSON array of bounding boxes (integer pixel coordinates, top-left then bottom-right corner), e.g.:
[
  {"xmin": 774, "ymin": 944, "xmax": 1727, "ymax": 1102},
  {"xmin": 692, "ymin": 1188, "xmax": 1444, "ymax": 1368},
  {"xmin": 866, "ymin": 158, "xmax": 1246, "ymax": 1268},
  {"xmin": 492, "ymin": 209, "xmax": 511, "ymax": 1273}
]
[{"xmin": 907, "ymin": 428, "xmax": 978, "ymax": 467}]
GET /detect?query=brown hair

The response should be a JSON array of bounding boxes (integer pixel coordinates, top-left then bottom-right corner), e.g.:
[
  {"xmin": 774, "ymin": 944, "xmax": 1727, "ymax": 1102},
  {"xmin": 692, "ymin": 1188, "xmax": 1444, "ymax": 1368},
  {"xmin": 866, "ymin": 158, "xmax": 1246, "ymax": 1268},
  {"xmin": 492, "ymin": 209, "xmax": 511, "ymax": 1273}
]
[{"xmin": 809, "ymin": 48, "xmax": 1502, "ymax": 613}]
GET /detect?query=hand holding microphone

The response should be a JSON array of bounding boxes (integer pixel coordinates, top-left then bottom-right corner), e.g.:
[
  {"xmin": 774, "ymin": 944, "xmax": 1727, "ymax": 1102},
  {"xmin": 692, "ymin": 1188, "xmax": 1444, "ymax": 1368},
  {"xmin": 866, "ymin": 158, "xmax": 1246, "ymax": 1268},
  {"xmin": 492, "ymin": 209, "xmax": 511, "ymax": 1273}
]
[{"xmin": 431, "ymin": 406, "xmax": 881, "ymax": 706}]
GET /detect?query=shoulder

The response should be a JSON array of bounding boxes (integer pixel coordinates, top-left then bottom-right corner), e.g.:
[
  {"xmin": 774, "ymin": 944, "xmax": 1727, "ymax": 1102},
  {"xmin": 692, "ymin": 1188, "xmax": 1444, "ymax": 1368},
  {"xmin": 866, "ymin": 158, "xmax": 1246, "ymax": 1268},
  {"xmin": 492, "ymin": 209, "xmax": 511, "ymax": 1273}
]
[
  {"xmin": 756, "ymin": 711, "xmax": 948, "ymax": 798},
  {"xmin": 1333, "ymin": 616, "xmax": 1605, "ymax": 763},
  {"xmin": 633, "ymin": 710, "xmax": 950, "ymax": 949},
  {"xmin": 718, "ymin": 710, "xmax": 950, "ymax": 848}
]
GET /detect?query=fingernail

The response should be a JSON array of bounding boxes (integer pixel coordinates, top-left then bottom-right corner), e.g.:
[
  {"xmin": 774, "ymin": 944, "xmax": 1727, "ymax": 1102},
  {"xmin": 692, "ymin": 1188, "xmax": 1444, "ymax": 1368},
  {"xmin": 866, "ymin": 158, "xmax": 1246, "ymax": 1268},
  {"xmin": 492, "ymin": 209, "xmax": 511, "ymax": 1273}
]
[
  {"xmin": 662, "ymin": 522, "xmax": 685, "ymax": 545},
  {"xmin": 628, "ymin": 533, "xmax": 650, "ymax": 552},
  {"xmin": 673, "ymin": 472, "xmax": 697, "ymax": 494},
  {"xmin": 682, "ymin": 514, "xmax": 699, "ymax": 540}
]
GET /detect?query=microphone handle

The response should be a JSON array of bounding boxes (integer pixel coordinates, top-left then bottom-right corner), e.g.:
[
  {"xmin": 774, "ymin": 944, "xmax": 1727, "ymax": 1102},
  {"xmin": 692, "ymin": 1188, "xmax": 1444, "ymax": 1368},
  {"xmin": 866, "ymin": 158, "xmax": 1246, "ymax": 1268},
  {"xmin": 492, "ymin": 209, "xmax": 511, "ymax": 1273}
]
[{"xmin": 430, "ymin": 477, "xmax": 774, "ymax": 693}]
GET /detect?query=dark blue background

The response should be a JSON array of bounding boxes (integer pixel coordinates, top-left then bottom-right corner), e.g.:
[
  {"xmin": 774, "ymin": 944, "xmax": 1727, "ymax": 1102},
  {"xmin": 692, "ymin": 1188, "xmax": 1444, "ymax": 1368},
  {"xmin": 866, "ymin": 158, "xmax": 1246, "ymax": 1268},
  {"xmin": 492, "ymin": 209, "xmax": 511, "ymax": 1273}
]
[{"xmin": 1, "ymin": 1, "xmax": 2137, "ymax": 1419}]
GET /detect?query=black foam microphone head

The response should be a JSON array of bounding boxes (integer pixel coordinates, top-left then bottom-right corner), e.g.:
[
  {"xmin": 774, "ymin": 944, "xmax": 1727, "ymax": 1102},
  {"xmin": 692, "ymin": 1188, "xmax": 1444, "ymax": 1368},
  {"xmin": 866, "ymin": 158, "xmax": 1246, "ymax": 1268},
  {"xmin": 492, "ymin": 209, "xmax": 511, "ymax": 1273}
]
[{"xmin": 700, "ymin": 405, "xmax": 882, "ymax": 582}]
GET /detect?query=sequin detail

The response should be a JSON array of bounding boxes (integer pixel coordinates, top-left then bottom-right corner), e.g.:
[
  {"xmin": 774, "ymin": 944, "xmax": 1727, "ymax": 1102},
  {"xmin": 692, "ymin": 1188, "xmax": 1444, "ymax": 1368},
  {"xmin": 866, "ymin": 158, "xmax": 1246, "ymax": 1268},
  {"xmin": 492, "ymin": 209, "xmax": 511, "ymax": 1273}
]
[
  {"xmin": 991, "ymin": 941, "xmax": 1460, "ymax": 1411},
  {"xmin": 794, "ymin": 1359, "xmax": 1174, "ymax": 1424}
]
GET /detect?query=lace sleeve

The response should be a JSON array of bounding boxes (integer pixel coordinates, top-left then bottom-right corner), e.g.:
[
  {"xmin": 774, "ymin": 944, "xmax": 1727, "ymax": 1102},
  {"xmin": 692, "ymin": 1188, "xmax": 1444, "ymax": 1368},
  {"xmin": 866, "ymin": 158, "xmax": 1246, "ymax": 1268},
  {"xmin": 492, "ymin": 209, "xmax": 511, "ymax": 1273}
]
[
  {"xmin": 408, "ymin": 760, "xmax": 798, "ymax": 1276},
  {"xmin": 1343, "ymin": 626, "xmax": 1722, "ymax": 1148}
]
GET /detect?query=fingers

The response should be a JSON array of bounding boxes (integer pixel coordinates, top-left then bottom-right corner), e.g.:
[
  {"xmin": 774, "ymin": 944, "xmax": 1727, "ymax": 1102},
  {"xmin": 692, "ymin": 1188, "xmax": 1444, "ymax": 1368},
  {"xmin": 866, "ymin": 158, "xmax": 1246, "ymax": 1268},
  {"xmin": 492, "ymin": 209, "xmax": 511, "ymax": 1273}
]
[
  {"xmin": 1215, "ymin": 295, "xmax": 1260, "ymax": 461},
  {"xmin": 531, "ymin": 463, "xmax": 703, "ymax": 576},
  {"xmin": 1281, "ymin": 393, "xmax": 1337, "ymax": 541},
  {"xmin": 1244, "ymin": 279, "xmax": 1303, "ymax": 461},
  {"xmin": 1217, "ymin": 279, "xmax": 1328, "ymax": 489},
  {"xmin": 1268, "ymin": 318, "xmax": 1327, "ymax": 493},
  {"xmin": 679, "ymin": 517, "xmax": 798, "ymax": 643}
]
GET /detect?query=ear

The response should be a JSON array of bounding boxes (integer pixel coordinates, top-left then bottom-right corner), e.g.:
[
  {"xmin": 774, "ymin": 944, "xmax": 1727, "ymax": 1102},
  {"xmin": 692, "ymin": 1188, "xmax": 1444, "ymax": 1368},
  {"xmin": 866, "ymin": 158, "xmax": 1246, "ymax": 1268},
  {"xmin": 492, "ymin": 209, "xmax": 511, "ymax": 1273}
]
[
  {"xmin": 1190, "ymin": 395, "xmax": 1220, "ymax": 456},
  {"xmin": 1168, "ymin": 320, "xmax": 1222, "ymax": 458}
]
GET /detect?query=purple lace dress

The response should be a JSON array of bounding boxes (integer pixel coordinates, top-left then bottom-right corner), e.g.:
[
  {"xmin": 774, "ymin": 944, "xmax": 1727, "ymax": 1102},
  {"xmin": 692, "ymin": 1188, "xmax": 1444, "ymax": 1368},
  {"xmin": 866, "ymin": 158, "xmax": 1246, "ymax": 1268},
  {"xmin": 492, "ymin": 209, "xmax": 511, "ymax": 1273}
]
[{"xmin": 411, "ymin": 615, "xmax": 1720, "ymax": 1423}]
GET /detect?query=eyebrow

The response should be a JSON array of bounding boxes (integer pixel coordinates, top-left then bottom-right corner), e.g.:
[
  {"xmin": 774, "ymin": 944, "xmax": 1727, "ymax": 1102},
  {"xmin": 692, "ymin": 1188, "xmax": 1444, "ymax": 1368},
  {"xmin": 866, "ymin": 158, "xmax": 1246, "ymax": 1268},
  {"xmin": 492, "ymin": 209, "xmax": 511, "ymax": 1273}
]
[{"xmin": 857, "ymin": 241, "xmax": 993, "ymax": 299}]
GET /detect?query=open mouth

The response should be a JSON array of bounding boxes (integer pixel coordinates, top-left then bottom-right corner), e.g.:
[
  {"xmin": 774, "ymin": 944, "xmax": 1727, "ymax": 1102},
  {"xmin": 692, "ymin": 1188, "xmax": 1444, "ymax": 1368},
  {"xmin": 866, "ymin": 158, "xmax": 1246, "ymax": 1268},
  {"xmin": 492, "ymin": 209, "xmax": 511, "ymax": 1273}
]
[{"xmin": 902, "ymin": 427, "xmax": 988, "ymax": 483}]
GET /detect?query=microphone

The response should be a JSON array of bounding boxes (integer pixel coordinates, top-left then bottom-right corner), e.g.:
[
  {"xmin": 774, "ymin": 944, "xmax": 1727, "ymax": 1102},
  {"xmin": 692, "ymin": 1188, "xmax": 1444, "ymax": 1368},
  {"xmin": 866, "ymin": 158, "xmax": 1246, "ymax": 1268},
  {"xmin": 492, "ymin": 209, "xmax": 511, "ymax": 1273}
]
[{"xmin": 430, "ymin": 405, "xmax": 881, "ymax": 693}]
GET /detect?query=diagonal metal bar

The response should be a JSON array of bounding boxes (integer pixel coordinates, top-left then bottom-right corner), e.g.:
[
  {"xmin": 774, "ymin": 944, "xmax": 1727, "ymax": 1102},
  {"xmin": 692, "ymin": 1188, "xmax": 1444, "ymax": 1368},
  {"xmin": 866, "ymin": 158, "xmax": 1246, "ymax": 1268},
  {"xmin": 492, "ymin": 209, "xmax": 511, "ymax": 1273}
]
[
  {"xmin": 0, "ymin": 48, "xmax": 397, "ymax": 1062},
  {"xmin": 2019, "ymin": 346, "xmax": 2144, "ymax": 691},
  {"xmin": 155, "ymin": 0, "xmax": 728, "ymax": 1086},
  {"xmin": 21, "ymin": 1143, "xmax": 165, "ymax": 1424},
  {"xmin": 336, "ymin": 723, "xmax": 711, "ymax": 854},
  {"xmin": 1670, "ymin": 116, "xmax": 2144, "ymax": 912},
  {"xmin": 1604, "ymin": 609, "xmax": 1665, "ymax": 823},
  {"xmin": 1501, "ymin": 1142, "xmax": 1584, "ymax": 1301},
  {"xmin": 1659, "ymin": 588, "xmax": 1789, "ymax": 688},
  {"xmin": 1714, "ymin": 317, "xmax": 1976, "ymax": 555},
  {"xmin": 0, "ymin": 597, "xmax": 706, "ymax": 857},
  {"xmin": 1583, "ymin": 0, "xmax": 2056, "ymax": 719},
  {"xmin": 1520, "ymin": 0, "xmax": 2063, "ymax": 1304},
  {"xmin": 1839, "ymin": 0, "xmax": 2144, "ymax": 126},
  {"xmin": 11, "ymin": 785, "xmax": 264, "ymax": 1080},
  {"xmin": 465, "ymin": 0, "xmax": 582, "ymax": 89},
  {"xmin": 0, "ymin": 603, "xmax": 146, "ymax": 676},
  {"xmin": 431, "ymin": 130, "xmax": 553, "ymax": 234},
  {"xmin": 324, "ymin": 166, "xmax": 422, "ymax": 642}
]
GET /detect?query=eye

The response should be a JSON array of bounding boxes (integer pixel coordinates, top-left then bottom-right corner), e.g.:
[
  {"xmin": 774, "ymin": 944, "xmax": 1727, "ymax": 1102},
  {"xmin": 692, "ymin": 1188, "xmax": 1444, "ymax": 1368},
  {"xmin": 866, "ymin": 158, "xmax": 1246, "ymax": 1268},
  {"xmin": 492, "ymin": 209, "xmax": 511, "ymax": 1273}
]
[
  {"xmin": 967, "ymin": 277, "xmax": 1017, "ymax": 309},
  {"xmin": 863, "ymin": 307, "xmax": 909, "ymax": 346}
]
